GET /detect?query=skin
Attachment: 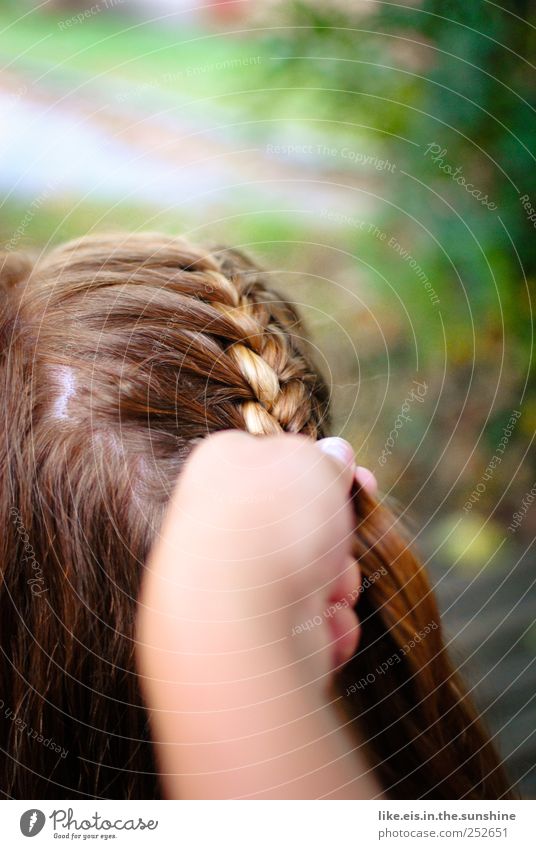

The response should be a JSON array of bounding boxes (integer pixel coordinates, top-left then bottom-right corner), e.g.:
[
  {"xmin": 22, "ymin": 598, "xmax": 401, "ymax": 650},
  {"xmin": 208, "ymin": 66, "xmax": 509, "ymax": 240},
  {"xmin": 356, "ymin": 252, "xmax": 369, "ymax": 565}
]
[{"xmin": 136, "ymin": 431, "xmax": 383, "ymax": 799}]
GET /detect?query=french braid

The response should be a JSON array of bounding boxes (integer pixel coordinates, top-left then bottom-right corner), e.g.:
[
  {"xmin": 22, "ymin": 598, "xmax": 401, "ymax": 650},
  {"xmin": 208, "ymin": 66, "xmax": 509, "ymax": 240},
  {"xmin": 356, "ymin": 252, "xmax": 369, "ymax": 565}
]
[{"xmin": 174, "ymin": 240, "xmax": 328, "ymax": 438}]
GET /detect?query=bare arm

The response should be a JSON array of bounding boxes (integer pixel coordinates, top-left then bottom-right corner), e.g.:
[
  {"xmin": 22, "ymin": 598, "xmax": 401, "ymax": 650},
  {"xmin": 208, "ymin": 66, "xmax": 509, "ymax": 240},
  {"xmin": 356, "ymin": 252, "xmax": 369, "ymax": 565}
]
[{"xmin": 136, "ymin": 432, "xmax": 383, "ymax": 799}]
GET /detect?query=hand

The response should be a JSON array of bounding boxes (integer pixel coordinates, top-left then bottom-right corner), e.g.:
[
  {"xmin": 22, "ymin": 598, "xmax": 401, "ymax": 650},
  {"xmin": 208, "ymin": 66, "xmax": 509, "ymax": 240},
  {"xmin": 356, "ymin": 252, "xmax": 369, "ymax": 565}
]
[
  {"xmin": 139, "ymin": 431, "xmax": 372, "ymax": 686},
  {"xmin": 136, "ymin": 431, "xmax": 382, "ymax": 799}
]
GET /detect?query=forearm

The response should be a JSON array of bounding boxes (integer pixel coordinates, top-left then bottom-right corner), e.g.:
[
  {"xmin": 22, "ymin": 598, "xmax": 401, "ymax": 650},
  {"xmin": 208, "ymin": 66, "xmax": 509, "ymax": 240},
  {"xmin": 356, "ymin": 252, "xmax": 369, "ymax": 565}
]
[
  {"xmin": 156, "ymin": 699, "xmax": 378, "ymax": 799},
  {"xmin": 140, "ymin": 579, "xmax": 381, "ymax": 799}
]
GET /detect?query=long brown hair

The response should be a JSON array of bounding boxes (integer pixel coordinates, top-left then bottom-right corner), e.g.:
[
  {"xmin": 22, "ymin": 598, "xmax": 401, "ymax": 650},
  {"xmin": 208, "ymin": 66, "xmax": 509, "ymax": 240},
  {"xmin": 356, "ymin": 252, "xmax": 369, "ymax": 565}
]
[{"xmin": 0, "ymin": 233, "xmax": 515, "ymax": 799}]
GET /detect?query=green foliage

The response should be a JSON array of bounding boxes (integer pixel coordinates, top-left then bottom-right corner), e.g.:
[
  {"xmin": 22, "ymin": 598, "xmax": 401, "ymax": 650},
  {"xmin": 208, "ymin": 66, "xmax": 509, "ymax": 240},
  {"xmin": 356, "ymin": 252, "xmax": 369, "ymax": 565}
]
[{"xmin": 261, "ymin": 11, "xmax": 534, "ymax": 362}]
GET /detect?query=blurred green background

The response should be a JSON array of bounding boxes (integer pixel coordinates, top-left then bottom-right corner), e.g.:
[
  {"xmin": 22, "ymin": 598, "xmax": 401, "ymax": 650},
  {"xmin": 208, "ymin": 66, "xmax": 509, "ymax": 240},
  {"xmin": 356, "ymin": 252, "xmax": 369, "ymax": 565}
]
[{"xmin": 1, "ymin": 0, "xmax": 535, "ymax": 794}]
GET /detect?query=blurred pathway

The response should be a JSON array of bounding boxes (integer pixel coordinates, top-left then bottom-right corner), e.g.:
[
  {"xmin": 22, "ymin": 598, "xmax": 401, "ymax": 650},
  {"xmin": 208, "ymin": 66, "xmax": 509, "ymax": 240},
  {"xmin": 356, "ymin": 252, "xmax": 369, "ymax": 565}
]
[{"xmin": 0, "ymin": 66, "xmax": 375, "ymax": 221}]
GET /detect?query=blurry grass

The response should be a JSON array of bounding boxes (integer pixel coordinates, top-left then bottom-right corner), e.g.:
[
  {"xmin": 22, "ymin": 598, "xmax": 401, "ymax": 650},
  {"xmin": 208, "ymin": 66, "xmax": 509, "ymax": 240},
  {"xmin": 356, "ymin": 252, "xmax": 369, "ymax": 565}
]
[
  {"xmin": 0, "ymin": 196, "xmax": 177, "ymax": 249},
  {"xmin": 0, "ymin": 195, "xmax": 313, "ymax": 253},
  {"xmin": 0, "ymin": 8, "xmax": 375, "ymax": 135},
  {"xmin": 0, "ymin": 7, "xmax": 271, "ymax": 105}
]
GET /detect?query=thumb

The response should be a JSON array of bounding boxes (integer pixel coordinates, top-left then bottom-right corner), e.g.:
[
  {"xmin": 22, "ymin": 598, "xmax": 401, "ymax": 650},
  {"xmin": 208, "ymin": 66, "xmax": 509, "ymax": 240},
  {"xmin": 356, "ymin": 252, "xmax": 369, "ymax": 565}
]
[{"xmin": 316, "ymin": 437, "xmax": 356, "ymax": 492}]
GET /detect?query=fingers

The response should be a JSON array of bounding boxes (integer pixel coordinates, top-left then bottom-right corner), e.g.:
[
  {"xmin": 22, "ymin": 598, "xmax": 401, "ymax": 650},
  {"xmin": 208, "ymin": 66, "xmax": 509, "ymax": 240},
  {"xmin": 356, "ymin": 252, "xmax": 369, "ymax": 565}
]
[
  {"xmin": 316, "ymin": 437, "xmax": 355, "ymax": 492},
  {"xmin": 317, "ymin": 437, "xmax": 378, "ymax": 498},
  {"xmin": 355, "ymin": 465, "xmax": 378, "ymax": 497},
  {"xmin": 328, "ymin": 556, "xmax": 361, "ymax": 605},
  {"xmin": 314, "ymin": 554, "xmax": 361, "ymax": 670},
  {"xmin": 328, "ymin": 603, "xmax": 361, "ymax": 667}
]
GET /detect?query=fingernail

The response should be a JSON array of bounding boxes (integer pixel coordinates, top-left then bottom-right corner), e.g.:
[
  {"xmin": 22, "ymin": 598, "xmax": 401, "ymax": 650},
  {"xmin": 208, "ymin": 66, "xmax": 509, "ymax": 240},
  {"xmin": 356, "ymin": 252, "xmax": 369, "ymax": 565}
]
[
  {"xmin": 355, "ymin": 466, "xmax": 378, "ymax": 496},
  {"xmin": 317, "ymin": 437, "xmax": 355, "ymax": 467}
]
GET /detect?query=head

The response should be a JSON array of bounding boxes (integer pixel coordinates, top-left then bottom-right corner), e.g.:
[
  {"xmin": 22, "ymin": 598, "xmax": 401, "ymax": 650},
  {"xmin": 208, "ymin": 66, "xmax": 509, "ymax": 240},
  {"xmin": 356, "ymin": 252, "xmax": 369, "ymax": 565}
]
[{"xmin": 0, "ymin": 233, "xmax": 514, "ymax": 799}]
